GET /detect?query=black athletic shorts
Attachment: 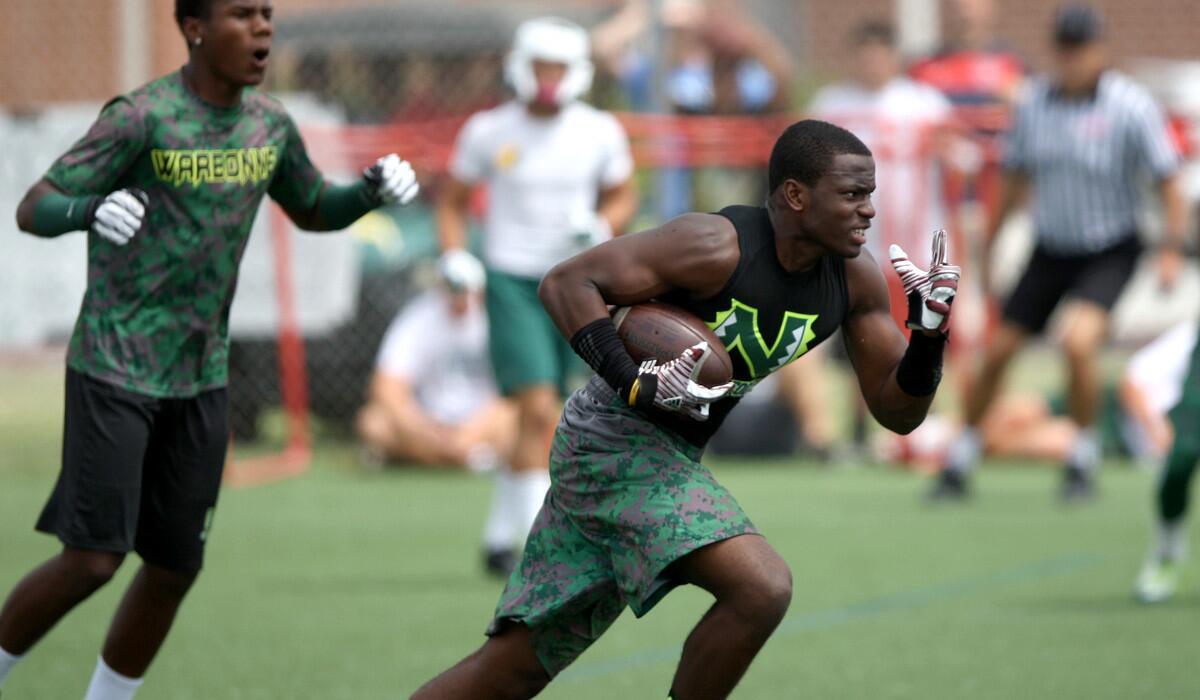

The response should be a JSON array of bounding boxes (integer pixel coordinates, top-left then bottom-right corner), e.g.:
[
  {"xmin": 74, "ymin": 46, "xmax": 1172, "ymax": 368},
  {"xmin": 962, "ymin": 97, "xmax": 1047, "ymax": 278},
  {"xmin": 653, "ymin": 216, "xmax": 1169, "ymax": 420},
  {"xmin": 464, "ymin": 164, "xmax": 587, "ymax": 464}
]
[
  {"xmin": 1002, "ymin": 236, "xmax": 1141, "ymax": 334},
  {"xmin": 35, "ymin": 369, "xmax": 229, "ymax": 573}
]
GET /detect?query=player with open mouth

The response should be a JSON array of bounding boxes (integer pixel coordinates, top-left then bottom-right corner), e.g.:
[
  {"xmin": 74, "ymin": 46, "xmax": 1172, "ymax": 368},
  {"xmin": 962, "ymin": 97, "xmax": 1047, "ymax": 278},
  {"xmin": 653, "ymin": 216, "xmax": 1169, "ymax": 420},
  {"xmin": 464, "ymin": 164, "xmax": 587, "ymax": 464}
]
[{"xmin": 0, "ymin": 2, "xmax": 421, "ymax": 699}]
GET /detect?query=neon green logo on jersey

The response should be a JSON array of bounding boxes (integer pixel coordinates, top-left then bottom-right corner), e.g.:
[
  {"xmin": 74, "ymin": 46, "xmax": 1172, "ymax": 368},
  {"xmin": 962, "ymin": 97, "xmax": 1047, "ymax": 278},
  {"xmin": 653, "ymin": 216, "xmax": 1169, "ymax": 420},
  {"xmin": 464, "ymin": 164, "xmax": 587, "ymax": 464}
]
[
  {"xmin": 151, "ymin": 146, "xmax": 278, "ymax": 187},
  {"xmin": 707, "ymin": 299, "xmax": 817, "ymax": 395}
]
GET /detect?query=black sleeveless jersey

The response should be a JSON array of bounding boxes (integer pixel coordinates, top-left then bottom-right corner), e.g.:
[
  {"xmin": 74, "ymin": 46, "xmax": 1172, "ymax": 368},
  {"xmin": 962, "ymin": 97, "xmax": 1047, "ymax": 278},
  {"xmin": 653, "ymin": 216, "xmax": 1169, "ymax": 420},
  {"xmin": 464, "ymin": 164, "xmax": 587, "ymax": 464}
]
[{"xmin": 657, "ymin": 205, "xmax": 851, "ymax": 447}]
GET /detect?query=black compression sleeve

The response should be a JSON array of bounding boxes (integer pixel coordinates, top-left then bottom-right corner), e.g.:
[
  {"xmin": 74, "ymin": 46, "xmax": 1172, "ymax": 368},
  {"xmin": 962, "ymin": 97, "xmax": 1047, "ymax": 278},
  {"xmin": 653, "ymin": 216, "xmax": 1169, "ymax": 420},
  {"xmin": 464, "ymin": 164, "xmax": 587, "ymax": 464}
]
[
  {"xmin": 30, "ymin": 191, "xmax": 100, "ymax": 237},
  {"xmin": 314, "ymin": 181, "xmax": 378, "ymax": 229},
  {"xmin": 570, "ymin": 318, "xmax": 656, "ymax": 409},
  {"xmin": 895, "ymin": 332, "xmax": 946, "ymax": 397}
]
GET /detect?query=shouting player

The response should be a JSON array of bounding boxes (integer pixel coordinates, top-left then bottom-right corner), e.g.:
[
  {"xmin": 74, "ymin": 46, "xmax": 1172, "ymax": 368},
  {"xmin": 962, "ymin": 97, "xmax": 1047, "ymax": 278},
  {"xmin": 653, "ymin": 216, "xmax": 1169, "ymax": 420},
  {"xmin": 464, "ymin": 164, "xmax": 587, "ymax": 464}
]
[
  {"xmin": 0, "ymin": 2, "xmax": 418, "ymax": 698},
  {"xmin": 437, "ymin": 17, "xmax": 637, "ymax": 575},
  {"xmin": 411, "ymin": 120, "xmax": 959, "ymax": 699}
]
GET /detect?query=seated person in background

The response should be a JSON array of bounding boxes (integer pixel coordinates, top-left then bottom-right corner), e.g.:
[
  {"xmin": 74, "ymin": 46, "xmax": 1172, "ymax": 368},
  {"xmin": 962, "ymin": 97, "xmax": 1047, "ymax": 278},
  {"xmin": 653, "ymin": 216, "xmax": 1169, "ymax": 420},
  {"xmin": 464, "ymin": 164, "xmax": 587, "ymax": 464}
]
[
  {"xmin": 882, "ymin": 320, "xmax": 1199, "ymax": 470},
  {"xmin": 356, "ymin": 251, "xmax": 516, "ymax": 471}
]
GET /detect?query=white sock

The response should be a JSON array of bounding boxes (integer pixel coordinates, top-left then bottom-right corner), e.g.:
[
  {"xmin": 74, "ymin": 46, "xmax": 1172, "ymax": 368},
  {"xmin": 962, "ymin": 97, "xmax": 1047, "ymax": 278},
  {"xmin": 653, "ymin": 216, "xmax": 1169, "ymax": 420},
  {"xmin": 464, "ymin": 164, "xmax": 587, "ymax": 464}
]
[
  {"xmin": 482, "ymin": 469, "xmax": 518, "ymax": 552},
  {"xmin": 0, "ymin": 645, "xmax": 23, "ymax": 689},
  {"xmin": 510, "ymin": 469, "xmax": 551, "ymax": 545},
  {"xmin": 945, "ymin": 428, "xmax": 982, "ymax": 474},
  {"xmin": 1070, "ymin": 427, "xmax": 1101, "ymax": 471},
  {"xmin": 82, "ymin": 657, "xmax": 142, "ymax": 700},
  {"xmin": 1155, "ymin": 519, "xmax": 1187, "ymax": 563}
]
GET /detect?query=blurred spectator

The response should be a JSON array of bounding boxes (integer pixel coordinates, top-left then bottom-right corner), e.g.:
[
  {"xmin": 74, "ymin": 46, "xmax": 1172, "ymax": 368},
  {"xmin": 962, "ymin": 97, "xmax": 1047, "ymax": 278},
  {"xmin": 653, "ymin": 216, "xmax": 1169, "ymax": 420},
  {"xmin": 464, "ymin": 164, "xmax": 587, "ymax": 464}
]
[
  {"xmin": 809, "ymin": 20, "xmax": 963, "ymax": 270},
  {"xmin": 356, "ymin": 251, "xmax": 515, "ymax": 471},
  {"xmin": 932, "ymin": 5, "xmax": 1188, "ymax": 502},
  {"xmin": 668, "ymin": 0, "xmax": 794, "ymax": 116},
  {"xmin": 679, "ymin": 0, "xmax": 796, "ymax": 213},
  {"xmin": 592, "ymin": 0, "xmax": 794, "ymax": 216},
  {"xmin": 909, "ymin": 0, "xmax": 1026, "ymax": 115},
  {"xmin": 886, "ymin": 321, "xmax": 1199, "ymax": 470},
  {"xmin": 909, "ymin": 0, "xmax": 1026, "ymax": 250},
  {"xmin": 592, "ymin": 0, "xmax": 793, "ymax": 114},
  {"xmin": 807, "ymin": 20, "xmax": 968, "ymax": 458}
]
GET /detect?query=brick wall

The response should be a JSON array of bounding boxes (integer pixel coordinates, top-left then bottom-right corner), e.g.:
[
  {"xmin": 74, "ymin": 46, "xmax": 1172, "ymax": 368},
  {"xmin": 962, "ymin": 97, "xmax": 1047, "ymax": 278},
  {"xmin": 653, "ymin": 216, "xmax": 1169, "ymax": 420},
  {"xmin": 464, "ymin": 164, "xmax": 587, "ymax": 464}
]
[
  {"xmin": 0, "ymin": 1, "xmax": 119, "ymax": 107},
  {"xmin": 993, "ymin": 0, "xmax": 1198, "ymax": 70},
  {"xmin": 2, "ymin": 0, "xmax": 1195, "ymax": 108},
  {"xmin": 803, "ymin": 0, "xmax": 1200, "ymax": 83}
]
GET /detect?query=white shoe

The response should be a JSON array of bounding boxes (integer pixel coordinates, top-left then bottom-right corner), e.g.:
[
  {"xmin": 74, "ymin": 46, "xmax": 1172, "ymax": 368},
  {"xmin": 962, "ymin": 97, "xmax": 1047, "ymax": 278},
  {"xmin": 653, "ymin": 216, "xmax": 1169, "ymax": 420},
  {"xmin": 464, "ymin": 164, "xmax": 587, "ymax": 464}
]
[{"xmin": 1134, "ymin": 558, "xmax": 1179, "ymax": 604}]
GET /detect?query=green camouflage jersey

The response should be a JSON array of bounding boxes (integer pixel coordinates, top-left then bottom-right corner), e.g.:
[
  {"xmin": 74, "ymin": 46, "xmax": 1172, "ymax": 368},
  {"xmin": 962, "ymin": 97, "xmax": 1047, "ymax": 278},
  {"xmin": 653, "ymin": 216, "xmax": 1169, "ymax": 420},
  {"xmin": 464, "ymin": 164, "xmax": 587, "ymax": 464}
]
[{"xmin": 45, "ymin": 70, "xmax": 324, "ymax": 397}]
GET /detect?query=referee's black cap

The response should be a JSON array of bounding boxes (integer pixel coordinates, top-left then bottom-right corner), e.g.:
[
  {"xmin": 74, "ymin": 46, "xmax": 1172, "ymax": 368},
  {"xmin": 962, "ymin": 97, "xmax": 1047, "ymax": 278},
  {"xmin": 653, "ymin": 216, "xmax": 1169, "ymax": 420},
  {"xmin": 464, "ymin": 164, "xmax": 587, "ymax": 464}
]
[{"xmin": 1053, "ymin": 4, "xmax": 1104, "ymax": 47}]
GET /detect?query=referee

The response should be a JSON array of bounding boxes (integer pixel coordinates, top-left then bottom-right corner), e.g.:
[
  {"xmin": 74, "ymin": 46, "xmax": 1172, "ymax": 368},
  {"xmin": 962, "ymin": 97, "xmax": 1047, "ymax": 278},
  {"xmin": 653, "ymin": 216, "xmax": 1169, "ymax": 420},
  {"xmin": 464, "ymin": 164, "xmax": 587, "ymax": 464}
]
[{"xmin": 932, "ymin": 4, "xmax": 1189, "ymax": 501}]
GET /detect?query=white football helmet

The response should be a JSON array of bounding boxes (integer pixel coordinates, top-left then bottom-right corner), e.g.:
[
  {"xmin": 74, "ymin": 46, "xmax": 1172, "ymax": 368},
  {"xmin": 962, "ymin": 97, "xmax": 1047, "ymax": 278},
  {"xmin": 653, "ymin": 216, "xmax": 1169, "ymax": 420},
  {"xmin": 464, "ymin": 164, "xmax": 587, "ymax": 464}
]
[{"xmin": 505, "ymin": 17, "xmax": 594, "ymax": 107}]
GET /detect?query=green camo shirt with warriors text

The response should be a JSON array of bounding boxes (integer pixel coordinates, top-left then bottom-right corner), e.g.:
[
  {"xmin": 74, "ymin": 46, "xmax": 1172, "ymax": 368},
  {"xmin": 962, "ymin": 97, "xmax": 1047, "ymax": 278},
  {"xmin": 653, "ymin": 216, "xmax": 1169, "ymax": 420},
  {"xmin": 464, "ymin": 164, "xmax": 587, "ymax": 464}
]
[{"xmin": 45, "ymin": 70, "xmax": 324, "ymax": 397}]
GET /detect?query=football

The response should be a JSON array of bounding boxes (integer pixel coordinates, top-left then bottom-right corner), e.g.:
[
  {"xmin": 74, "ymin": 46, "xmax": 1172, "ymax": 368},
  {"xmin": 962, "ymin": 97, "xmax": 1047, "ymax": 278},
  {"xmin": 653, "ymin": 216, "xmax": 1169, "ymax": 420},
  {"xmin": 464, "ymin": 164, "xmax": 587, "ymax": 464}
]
[{"xmin": 611, "ymin": 302, "xmax": 734, "ymax": 389}]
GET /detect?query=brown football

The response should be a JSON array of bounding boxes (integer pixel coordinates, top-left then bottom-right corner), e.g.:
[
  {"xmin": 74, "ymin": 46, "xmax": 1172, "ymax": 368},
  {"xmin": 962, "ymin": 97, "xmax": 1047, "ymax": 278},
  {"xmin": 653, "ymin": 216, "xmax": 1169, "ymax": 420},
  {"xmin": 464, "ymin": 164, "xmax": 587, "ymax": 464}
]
[{"xmin": 612, "ymin": 302, "xmax": 734, "ymax": 389}]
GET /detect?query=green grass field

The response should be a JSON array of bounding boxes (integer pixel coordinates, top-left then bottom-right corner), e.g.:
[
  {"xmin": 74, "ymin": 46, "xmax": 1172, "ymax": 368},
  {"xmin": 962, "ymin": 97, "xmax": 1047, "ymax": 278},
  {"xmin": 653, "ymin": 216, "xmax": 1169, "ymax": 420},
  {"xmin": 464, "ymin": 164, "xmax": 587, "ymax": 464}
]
[{"xmin": 1, "ymin": 361, "xmax": 1196, "ymax": 699}]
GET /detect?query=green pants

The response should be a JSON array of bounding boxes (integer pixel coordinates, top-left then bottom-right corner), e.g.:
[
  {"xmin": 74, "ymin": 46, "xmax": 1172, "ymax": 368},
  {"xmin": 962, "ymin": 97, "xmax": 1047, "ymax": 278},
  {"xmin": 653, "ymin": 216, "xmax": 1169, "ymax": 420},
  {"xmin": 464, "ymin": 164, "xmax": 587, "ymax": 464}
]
[
  {"xmin": 485, "ymin": 269, "xmax": 583, "ymax": 397},
  {"xmin": 1159, "ymin": 331, "xmax": 1200, "ymax": 522}
]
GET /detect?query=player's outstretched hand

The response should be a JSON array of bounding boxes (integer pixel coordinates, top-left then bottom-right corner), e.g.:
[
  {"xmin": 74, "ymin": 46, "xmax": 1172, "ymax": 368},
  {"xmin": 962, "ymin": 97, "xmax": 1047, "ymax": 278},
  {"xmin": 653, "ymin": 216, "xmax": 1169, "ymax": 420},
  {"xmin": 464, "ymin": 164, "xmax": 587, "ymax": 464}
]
[
  {"xmin": 889, "ymin": 229, "xmax": 960, "ymax": 335},
  {"xmin": 87, "ymin": 188, "xmax": 148, "ymax": 246},
  {"xmin": 637, "ymin": 341, "xmax": 733, "ymax": 421},
  {"xmin": 363, "ymin": 154, "xmax": 419, "ymax": 206}
]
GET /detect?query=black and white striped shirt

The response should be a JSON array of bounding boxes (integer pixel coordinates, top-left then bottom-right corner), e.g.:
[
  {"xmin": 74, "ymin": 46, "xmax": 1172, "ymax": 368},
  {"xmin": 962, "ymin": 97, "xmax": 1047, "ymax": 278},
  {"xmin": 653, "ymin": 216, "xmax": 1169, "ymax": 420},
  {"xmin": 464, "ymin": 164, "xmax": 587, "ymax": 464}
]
[{"xmin": 1004, "ymin": 71, "xmax": 1180, "ymax": 255}]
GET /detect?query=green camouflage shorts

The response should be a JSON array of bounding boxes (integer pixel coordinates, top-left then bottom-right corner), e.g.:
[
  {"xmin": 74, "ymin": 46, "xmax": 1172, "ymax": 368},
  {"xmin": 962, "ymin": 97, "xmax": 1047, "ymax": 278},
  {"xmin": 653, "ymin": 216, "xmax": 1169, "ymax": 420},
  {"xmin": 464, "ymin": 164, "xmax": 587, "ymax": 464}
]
[{"xmin": 488, "ymin": 377, "xmax": 758, "ymax": 676}]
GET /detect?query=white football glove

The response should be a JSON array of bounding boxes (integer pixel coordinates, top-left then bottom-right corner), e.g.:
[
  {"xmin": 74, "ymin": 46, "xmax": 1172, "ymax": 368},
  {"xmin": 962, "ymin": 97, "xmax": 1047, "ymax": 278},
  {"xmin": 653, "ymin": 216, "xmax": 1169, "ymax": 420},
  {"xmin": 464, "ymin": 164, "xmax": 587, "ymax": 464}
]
[
  {"xmin": 363, "ymin": 153, "xmax": 419, "ymax": 206},
  {"xmin": 889, "ymin": 229, "xmax": 961, "ymax": 335},
  {"xmin": 89, "ymin": 188, "xmax": 148, "ymax": 246},
  {"xmin": 568, "ymin": 210, "xmax": 613, "ymax": 251},
  {"xmin": 638, "ymin": 341, "xmax": 733, "ymax": 421}
]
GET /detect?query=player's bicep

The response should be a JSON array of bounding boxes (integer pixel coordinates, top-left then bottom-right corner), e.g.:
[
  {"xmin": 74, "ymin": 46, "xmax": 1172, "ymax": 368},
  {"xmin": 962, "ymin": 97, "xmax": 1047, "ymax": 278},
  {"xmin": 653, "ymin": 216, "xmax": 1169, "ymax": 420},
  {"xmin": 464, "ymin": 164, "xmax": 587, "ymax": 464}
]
[
  {"xmin": 538, "ymin": 213, "xmax": 736, "ymax": 337},
  {"xmin": 841, "ymin": 255, "xmax": 906, "ymax": 402},
  {"xmin": 45, "ymin": 98, "xmax": 146, "ymax": 196},
  {"xmin": 269, "ymin": 117, "xmax": 324, "ymax": 214},
  {"xmin": 577, "ymin": 235, "xmax": 675, "ymax": 305},
  {"xmin": 842, "ymin": 306, "xmax": 907, "ymax": 400},
  {"xmin": 15, "ymin": 179, "xmax": 66, "ymax": 232},
  {"xmin": 570, "ymin": 214, "xmax": 734, "ymax": 304}
]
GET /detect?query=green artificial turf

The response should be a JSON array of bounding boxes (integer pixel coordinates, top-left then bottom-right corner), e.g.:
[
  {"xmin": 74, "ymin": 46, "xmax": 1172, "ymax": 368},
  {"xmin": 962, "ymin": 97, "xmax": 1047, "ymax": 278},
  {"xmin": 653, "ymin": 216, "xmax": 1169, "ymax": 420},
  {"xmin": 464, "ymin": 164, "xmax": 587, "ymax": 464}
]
[{"xmin": 1, "ymin": 362, "xmax": 1194, "ymax": 699}]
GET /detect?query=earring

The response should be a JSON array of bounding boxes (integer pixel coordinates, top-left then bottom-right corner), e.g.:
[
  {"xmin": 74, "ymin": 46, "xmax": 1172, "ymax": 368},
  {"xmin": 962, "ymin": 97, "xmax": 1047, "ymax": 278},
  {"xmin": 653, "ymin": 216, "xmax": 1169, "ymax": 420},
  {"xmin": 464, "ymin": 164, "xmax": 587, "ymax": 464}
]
[{"xmin": 194, "ymin": 37, "xmax": 202, "ymax": 47}]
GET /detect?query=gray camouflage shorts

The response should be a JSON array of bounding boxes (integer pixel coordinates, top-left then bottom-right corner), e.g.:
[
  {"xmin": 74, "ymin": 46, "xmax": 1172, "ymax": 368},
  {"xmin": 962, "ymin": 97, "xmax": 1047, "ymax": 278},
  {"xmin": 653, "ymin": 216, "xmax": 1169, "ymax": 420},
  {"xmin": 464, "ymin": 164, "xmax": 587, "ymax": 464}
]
[{"xmin": 488, "ymin": 376, "xmax": 758, "ymax": 676}]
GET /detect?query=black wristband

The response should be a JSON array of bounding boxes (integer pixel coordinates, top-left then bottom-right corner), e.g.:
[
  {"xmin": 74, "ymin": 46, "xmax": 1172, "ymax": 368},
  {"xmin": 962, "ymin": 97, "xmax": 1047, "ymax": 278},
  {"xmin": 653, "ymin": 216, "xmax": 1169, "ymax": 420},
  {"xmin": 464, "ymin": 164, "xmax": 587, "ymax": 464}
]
[
  {"xmin": 570, "ymin": 318, "xmax": 656, "ymax": 409},
  {"xmin": 895, "ymin": 331, "xmax": 946, "ymax": 397},
  {"xmin": 81, "ymin": 195, "xmax": 103, "ymax": 228}
]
